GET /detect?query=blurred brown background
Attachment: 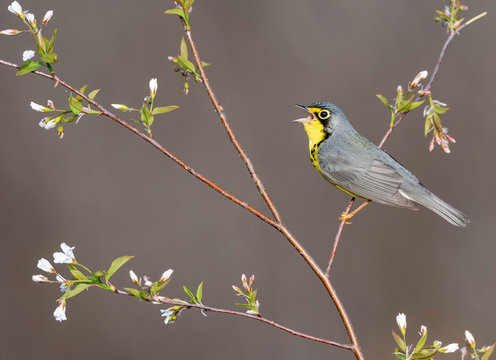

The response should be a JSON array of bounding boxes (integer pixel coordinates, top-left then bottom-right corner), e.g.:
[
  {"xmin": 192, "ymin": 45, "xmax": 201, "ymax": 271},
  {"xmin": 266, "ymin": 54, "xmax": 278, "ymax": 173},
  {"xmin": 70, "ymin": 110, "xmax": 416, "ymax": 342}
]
[{"xmin": 1, "ymin": 1, "xmax": 495, "ymax": 359}]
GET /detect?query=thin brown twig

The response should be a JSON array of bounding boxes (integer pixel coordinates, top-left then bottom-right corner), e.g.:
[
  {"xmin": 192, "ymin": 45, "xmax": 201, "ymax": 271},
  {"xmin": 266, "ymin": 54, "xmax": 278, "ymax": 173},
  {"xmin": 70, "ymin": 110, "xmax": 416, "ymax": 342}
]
[
  {"xmin": 117, "ymin": 292, "xmax": 354, "ymax": 350},
  {"xmin": 326, "ymin": 198, "xmax": 354, "ymax": 276},
  {"xmin": 0, "ymin": 59, "xmax": 278, "ymax": 229},
  {"xmin": 183, "ymin": 29, "xmax": 283, "ymax": 225},
  {"xmin": 328, "ymin": 24, "xmax": 471, "ymax": 275}
]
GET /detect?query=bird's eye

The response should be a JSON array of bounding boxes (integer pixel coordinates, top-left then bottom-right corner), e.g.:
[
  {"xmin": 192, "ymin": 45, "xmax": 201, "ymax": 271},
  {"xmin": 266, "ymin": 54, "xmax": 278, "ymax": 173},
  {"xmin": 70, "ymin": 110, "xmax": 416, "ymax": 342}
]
[{"xmin": 318, "ymin": 110, "xmax": 330, "ymax": 119}]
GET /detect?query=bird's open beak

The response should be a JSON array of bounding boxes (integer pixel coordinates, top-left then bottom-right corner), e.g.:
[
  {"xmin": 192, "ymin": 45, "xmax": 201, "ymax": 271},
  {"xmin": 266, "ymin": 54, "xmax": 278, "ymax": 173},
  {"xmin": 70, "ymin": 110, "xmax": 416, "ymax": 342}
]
[{"xmin": 293, "ymin": 104, "xmax": 313, "ymax": 124}]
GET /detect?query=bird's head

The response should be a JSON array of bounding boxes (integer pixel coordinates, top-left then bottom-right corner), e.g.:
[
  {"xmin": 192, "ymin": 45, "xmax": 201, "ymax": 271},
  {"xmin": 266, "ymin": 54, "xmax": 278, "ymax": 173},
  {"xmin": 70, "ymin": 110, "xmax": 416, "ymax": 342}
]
[{"xmin": 293, "ymin": 101, "xmax": 348, "ymax": 146}]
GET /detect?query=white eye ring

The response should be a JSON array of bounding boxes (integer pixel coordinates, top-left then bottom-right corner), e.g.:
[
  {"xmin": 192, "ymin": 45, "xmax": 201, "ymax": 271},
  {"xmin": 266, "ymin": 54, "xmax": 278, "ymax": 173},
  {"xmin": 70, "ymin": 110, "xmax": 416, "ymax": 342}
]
[{"xmin": 318, "ymin": 110, "xmax": 330, "ymax": 119}]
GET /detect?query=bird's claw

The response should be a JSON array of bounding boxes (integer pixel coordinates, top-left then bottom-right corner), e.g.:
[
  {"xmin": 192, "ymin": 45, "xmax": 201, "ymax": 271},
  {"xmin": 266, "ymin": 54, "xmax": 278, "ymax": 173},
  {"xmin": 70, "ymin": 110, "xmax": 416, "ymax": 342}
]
[{"xmin": 339, "ymin": 212, "xmax": 352, "ymax": 224}]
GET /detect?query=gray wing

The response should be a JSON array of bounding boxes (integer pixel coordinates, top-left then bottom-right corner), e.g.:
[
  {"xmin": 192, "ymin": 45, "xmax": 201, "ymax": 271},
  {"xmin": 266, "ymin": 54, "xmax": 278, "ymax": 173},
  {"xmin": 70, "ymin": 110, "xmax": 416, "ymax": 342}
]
[{"xmin": 319, "ymin": 151, "xmax": 418, "ymax": 210}]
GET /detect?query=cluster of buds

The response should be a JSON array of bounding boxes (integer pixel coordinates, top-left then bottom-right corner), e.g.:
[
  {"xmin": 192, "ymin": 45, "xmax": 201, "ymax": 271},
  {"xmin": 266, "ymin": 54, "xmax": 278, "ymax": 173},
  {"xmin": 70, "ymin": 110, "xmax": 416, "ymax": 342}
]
[
  {"xmin": 461, "ymin": 330, "xmax": 495, "ymax": 360},
  {"xmin": 32, "ymin": 243, "xmax": 77, "ymax": 321},
  {"xmin": 232, "ymin": 274, "xmax": 260, "ymax": 316},
  {"xmin": 423, "ymin": 99, "xmax": 456, "ymax": 153}
]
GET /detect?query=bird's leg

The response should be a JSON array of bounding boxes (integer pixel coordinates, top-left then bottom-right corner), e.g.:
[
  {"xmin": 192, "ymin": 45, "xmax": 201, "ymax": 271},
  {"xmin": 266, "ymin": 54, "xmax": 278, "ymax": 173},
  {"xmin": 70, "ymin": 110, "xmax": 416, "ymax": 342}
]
[{"xmin": 339, "ymin": 200, "xmax": 371, "ymax": 223}]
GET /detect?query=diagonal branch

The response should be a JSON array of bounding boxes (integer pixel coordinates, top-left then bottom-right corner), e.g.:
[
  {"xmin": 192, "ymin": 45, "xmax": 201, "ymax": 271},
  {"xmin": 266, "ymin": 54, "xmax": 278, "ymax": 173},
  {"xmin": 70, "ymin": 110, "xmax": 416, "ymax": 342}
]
[
  {"xmin": 119, "ymin": 292, "xmax": 354, "ymax": 350},
  {"xmin": 182, "ymin": 28, "xmax": 283, "ymax": 225},
  {"xmin": 0, "ymin": 59, "xmax": 278, "ymax": 229}
]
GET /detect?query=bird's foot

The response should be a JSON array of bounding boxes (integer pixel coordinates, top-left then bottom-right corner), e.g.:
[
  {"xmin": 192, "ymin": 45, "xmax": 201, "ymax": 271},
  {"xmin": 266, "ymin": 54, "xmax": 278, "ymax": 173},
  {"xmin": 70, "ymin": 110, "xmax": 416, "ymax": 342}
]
[{"xmin": 338, "ymin": 212, "xmax": 353, "ymax": 224}]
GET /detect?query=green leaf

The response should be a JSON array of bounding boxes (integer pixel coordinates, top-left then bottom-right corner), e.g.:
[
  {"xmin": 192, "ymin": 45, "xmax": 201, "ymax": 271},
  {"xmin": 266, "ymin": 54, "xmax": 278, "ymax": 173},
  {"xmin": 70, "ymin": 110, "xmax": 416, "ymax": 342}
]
[
  {"xmin": 93, "ymin": 270, "xmax": 105, "ymax": 278},
  {"xmin": 68, "ymin": 95, "xmax": 83, "ymax": 115},
  {"xmin": 424, "ymin": 117, "xmax": 432, "ymax": 136},
  {"xmin": 64, "ymin": 283, "xmax": 91, "ymax": 299},
  {"xmin": 140, "ymin": 105, "xmax": 154, "ymax": 127},
  {"xmin": 78, "ymin": 85, "xmax": 88, "ymax": 98},
  {"xmin": 481, "ymin": 345, "xmax": 495, "ymax": 360},
  {"xmin": 394, "ymin": 351, "xmax": 406, "ymax": 360},
  {"xmin": 176, "ymin": 55, "xmax": 196, "ymax": 74},
  {"xmin": 124, "ymin": 287, "xmax": 147, "ymax": 300},
  {"xmin": 433, "ymin": 104, "xmax": 450, "ymax": 114},
  {"xmin": 67, "ymin": 264, "xmax": 87, "ymax": 280},
  {"xmin": 88, "ymin": 89, "xmax": 101, "ymax": 100},
  {"xmin": 41, "ymin": 52, "xmax": 60, "ymax": 64},
  {"xmin": 16, "ymin": 61, "xmax": 42, "ymax": 76},
  {"xmin": 376, "ymin": 94, "xmax": 391, "ymax": 110},
  {"xmin": 180, "ymin": 37, "xmax": 188, "ymax": 59},
  {"xmin": 392, "ymin": 331, "xmax": 406, "ymax": 352},
  {"xmin": 407, "ymin": 100, "xmax": 424, "ymax": 111},
  {"xmin": 235, "ymin": 303, "xmax": 253, "ymax": 309},
  {"xmin": 414, "ymin": 328, "xmax": 428, "ymax": 354},
  {"xmin": 152, "ymin": 105, "xmax": 179, "ymax": 115},
  {"xmin": 196, "ymin": 281, "xmax": 203, "ymax": 303},
  {"xmin": 165, "ymin": 8, "xmax": 185, "ymax": 18},
  {"xmin": 200, "ymin": 60, "xmax": 211, "ymax": 69},
  {"xmin": 184, "ymin": 0, "xmax": 195, "ymax": 10},
  {"xmin": 63, "ymin": 114, "xmax": 78, "ymax": 123},
  {"xmin": 412, "ymin": 348, "xmax": 437, "ymax": 359},
  {"xmin": 47, "ymin": 28, "xmax": 57, "ymax": 53},
  {"xmin": 105, "ymin": 255, "xmax": 134, "ymax": 281},
  {"xmin": 183, "ymin": 285, "xmax": 196, "ymax": 302}
]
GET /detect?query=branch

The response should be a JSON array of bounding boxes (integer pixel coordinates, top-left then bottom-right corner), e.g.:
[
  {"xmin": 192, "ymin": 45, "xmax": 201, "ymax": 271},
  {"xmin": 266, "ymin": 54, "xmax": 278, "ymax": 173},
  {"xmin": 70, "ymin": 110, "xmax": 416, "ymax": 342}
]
[
  {"xmin": 183, "ymin": 28, "xmax": 283, "ymax": 225},
  {"xmin": 122, "ymin": 293, "xmax": 354, "ymax": 350},
  {"xmin": 0, "ymin": 59, "xmax": 278, "ymax": 229}
]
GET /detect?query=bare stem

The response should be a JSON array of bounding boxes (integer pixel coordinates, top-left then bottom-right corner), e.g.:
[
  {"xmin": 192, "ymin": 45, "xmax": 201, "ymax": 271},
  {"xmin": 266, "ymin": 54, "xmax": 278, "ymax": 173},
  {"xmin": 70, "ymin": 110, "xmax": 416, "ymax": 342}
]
[
  {"xmin": 119, "ymin": 292, "xmax": 354, "ymax": 350},
  {"xmin": 326, "ymin": 198, "xmax": 354, "ymax": 276},
  {"xmin": 183, "ymin": 29, "xmax": 283, "ymax": 225}
]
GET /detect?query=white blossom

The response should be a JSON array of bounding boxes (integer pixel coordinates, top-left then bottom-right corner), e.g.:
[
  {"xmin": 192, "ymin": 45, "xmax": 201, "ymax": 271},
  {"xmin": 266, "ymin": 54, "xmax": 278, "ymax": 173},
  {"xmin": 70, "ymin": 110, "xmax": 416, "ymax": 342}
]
[
  {"xmin": 53, "ymin": 300, "xmax": 67, "ymax": 321},
  {"xmin": 7, "ymin": 1, "xmax": 23, "ymax": 18},
  {"xmin": 37, "ymin": 258, "xmax": 55, "ymax": 273},
  {"xmin": 53, "ymin": 242, "xmax": 76, "ymax": 264},
  {"xmin": 32, "ymin": 274, "xmax": 48, "ymax": 282},
  {"xmin": 160, "ymin": 309, "xmax": 174, "ymax": 324},
  {"xmin": 465, "ymin": 330, "xmax": 475, "ymax": 346},
  {"xmin": 111, "ymin": 104, "xmax": 130, "ymax": 111},
  {"xmin": 22, "ymin": 50, "xmax": 35, "ymax": 61},
  {"xmin": 25, "ymin": 12, "xmax": 35, "ymax": 27},
  {"xmin": 42, "ymin": 10, "xmax": 53, "ymax": 24},
  {"xmin": 1, "ymin": 29, "xmax": 21, "ymax": 35},
  {"xmin": 159, "ymin": 269, "xmax": 173, "ymax": 283},
  {"xmin": 56, "ymin": 274, "xmax": 68, "ymax": 292},
  {"xmin": 129, "ymin": 270, "xmax": 139, "ymax": 285},
  {"xmin": 30, "ymin": 101, "xmax": 50, "ymax": 112},
  {"xmin": 410, "ymin": 70, "xmax": 428, "ymax": 88},
  {"xmin": 396, "ymin": 313, "xmax": 407, "ymax": 334},
  {"xmin": 149, "ymin": 78, "xmax": 158, "ymax": 97},
  {"xmin": 439, "ymin": 343, "xmax": 459, "ymax": 353}
]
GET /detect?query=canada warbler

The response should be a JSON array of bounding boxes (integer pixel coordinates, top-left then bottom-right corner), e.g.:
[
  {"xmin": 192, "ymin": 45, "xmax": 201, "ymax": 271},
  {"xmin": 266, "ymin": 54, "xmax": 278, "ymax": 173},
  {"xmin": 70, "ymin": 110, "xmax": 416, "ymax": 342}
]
[{"xmin": 294, "ymin": 101, "xmax": 469, "ymax": 227}]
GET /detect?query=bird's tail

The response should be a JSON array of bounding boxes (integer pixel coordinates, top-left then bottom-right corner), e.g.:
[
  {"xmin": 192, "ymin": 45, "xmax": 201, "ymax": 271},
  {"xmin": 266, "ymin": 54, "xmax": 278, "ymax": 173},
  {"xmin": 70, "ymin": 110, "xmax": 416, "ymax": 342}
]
[{"xmin": 403, "ymin": 187, "xmax": 470, "ymax": 227}]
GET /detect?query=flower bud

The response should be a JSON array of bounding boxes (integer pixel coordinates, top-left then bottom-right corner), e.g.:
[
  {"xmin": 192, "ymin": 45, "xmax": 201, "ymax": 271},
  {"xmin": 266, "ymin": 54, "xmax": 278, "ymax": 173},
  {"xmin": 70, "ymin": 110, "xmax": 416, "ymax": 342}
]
[
  {"xmin": 396, "ymin": 313, "xmax": 407, "ymax": 335},
  {"xmin": 42, "ymin": 10, "xmax": 53, "ymax": 25},
  {"xmin": 465, "ymin": 330, "xmax": 475, "ymax": 347}
]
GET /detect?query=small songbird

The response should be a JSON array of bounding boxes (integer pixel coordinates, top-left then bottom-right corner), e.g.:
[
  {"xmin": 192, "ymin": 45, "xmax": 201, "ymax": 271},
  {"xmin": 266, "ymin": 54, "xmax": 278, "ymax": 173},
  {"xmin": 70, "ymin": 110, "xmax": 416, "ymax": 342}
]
[{"xmin": 294, "ymin": 101, "xmax": 469, "ymax": 227}]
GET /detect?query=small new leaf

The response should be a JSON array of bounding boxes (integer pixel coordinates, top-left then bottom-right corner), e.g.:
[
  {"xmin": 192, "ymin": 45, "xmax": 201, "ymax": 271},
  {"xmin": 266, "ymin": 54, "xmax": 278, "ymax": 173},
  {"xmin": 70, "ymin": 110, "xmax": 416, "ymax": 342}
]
[
  {"xmin": 165, "ymin": 8, "xmax": 186, "ymax": 18},
  {"xmin": 392, "ymin": 330, "xmax": 407, "ymax": 352},
  {"xmin": 196, "ymin": 281, "xmax": 203, "ymax": 303},
  {"xmin": 140, "ymin": 104, "xmax": 154, "ymax": 128},
  {"xmin": 376, "ymin": 94, "xmax": 391, "ymax": 110},
  {"xmin": 63, "ymin": 283, "xmax": 91, "ymax": 300},
  {"xmin": 16, "ymin": 61, "xmax": 42, "ymax": 76},
  {"xmin": 68, "ymin": 95, "xmax": 83, "ymax": 115},
  {"xmin": 414, "ymin": 328, "xmax": 428, "ymax": 354},
  {"xmin": 124, "ymin": 287, "xmax": 148, "ymax": 300},
  {"xmin": 180, "ymin": 37, "xmax": 188, "ymax": 59},
  {"xmin": 67, "ymin": 264, "xmax": 87, "ymax": 280},
  {"xmin": 88, "ymin": 89, "xmax": 101, "ymax": 100},
  {"xmin": 105, "ymin": 255, "xmax": 134, "ymax": 281},
  {"xmin": 412, "ymin": 348, "xmax": 437, "ymax": 360},
  {"xmin": 152, "ymin": 105, "xmax": 179, "ymax": 115},
  {"xmin": 481, "ymin": 345, "xmax": 495, "ymax": 360},
  {"xmin": 183, "ymin": 285, "xmax": 197, "ymax": 303}
]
